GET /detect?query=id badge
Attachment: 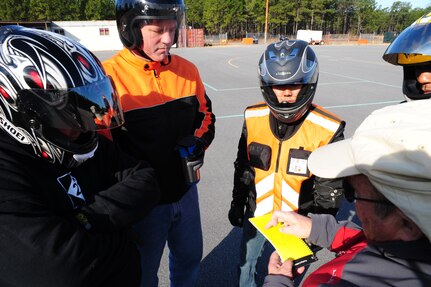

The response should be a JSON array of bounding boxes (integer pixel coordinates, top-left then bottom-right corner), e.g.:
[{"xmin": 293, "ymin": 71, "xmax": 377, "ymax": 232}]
[{"xmin": 287, "ymin": 147, "xmax": 311, "ymax": 177}]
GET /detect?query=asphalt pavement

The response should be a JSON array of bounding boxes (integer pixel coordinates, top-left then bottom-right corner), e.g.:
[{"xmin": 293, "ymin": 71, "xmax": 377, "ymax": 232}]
[{"xmin": 95, "ymin": 42, "xmax": 403, "ymax": 287}]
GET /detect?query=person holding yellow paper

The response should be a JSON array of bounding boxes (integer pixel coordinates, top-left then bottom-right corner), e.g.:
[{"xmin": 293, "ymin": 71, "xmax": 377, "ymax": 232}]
[
  {"xmin": 263, "ymin": 100, "xmax": 431, "ymax": 286},
  {"xmin": 248, "ymin": 213, "xmax": 316, "ymax": 267},
  {"xmin": 228, "ymin": 40, "xmax": 345, "ymax": 287}
]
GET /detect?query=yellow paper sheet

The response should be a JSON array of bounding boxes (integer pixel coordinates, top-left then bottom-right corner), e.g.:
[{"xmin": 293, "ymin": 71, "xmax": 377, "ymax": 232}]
[{"xmin": 249, "ymin": 213, "xmax": 314, "ymax": 263}]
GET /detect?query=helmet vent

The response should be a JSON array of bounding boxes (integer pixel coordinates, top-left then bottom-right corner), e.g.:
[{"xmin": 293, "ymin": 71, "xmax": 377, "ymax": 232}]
[
  {"xmin": 73, "ymin": 53, "xmax": 95, "ymax": 77},
  {"xmin": 41, "ymin": 150, "xmax": 50, "ymax": 159},
  {"xmin": 0, "ymin": 86, "xmax": 11, "ymax": 101},
  {"xmin": 24, "ymin": 67, "xmax": 43, "ymax": 89},
  {"xmin": 75, "ymin": 54, "xmax": 90, "ymax": 70}
]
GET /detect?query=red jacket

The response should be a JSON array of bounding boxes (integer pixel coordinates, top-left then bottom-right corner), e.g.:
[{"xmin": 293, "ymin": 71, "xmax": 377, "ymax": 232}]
[{"xmin": 263, "ymin": 214, "xmax": 431, "ymax": 286}]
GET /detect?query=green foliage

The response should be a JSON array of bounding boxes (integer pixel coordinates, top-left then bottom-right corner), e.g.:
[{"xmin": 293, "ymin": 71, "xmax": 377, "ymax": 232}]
[
  {"xmin": 0, "ymin": 0, "xmax": 30, "ymax": 21},
  {"xmin": 185, "ymin": 0, "xmax": 204, "ymax": 28},
  {"xmin": 28, "ymin": 0, "xmax": 65, "ymax": 21},
  {"xmin": 0, "ymin": 0, "xmax": 113, "ymax": 21},
  {"xmin": 85, "ymin": 0, "xmax": 115, "ymax": 20},
  {"xmin": 0, "ymin": 0, "xmax": 429, "ymax": 36}
]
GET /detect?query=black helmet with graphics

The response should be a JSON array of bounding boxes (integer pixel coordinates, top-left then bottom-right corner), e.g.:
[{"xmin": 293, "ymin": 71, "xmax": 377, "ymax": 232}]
[
  {"xmin": 116, "ymin": 0, "xmax": 185, "ymax": 50},
  {"xmin": 383, "ymin": 12, "xmax": 431, "ymax": 100},
  {"xmin": 0, "ymin": 25, "xmax": 124, "ymax": 168},
  {"xmin": 258, "ymin": 40, "xmax": 319, "ymax": 123}
]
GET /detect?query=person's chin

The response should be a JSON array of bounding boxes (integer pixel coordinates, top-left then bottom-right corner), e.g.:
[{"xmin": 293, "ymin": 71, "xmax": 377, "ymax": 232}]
[{"xmin": 153, "ymin": 52, "xmax": 169, "ymax": 62}]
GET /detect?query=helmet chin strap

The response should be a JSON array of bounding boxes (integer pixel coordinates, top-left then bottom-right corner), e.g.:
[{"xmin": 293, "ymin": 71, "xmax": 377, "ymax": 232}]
[
  {"xmin": 73, "ymin": 143, "xmax": 98, "ymax": 165},
  {"xmin": 133, "ymin": 48, "xmax": 154, "ymax": 61}
]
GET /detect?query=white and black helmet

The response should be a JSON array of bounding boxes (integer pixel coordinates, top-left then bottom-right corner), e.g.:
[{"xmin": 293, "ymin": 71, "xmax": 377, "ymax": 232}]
[
  {"xmin": 258, "ymin": 40, "xmax": 319, "ymax": 123},
  {"xmin": 0, "ymin": 25, "xmax": 124, "ymax": 168},
  {"xmin": 383, "ymin": 11, "xmax": 431, "ymax": 100},
  {"xmin": 116, "ymin": 0, "xmax": 185, "ymax": 50}
]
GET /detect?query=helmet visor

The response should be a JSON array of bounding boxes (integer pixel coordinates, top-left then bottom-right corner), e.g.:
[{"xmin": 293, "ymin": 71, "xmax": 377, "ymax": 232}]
[
  {"xmin": 130, "ymin": 2, "xmax": 184, "ymax": 22},
  {"xmin": 383, "ymin": 18, "xmax": 431, "ymax": 65},
  {"xmin": 18, "ymin": 76, "xmax": 124, "ymax": 133}
]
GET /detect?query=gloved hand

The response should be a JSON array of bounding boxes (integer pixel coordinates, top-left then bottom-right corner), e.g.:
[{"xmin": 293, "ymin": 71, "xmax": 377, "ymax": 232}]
[
  {"xmin": 228, "ymin": 201, "xmax": 246, "ymax": 227},
  {"xmin": 177, "ymin": 136, "xmax": 205, "ymax": 159},
  {"xmin": 177, "ymin": 136, "xmax": 205, "ymax": 185},
  {"xmin": 192, "ymin": 137, "xmax": 205, "ymax": 159}
]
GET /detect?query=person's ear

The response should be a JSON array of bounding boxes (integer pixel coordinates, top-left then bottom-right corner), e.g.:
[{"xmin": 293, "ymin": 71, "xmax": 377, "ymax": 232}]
[{"xmin": 396, "ymin": 209, "xmax": 423, "ymax": 241}]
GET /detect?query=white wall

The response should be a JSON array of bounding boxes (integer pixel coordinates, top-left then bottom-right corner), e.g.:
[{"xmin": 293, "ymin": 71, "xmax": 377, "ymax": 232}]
[{"xmin": 52, "ymin": 21, "xmax": 123, "ymax": 51}]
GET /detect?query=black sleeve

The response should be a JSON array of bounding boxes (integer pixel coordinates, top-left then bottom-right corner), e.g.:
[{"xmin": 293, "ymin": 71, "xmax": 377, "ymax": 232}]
[
  {"xmin": 0, "ymin": 170, "xmax": 142, "ymax": 286},
  {"xmin": 232, "ymin": 122, "xmax": 252, "ymax": 205},
  {"xmin": 331, "ymin": 121, "xmax": 346, "ymax": 144},
  {"xmin": 310, "ymin": 122, "xmax": 346, "ymax": 214},
  {"xmin": 81, "ymin": 161, "xmax": 160, "ymax": 231},
  {"xmin": 298, "ymin": 122, "xmax": 346, "ymax": 215},
  {"xmin": 79, "ymin": 136, "xmax": 161, "ymax": 231}
]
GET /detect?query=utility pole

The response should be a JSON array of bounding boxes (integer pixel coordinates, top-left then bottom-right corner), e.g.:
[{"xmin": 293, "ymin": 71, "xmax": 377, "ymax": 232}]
[{"xmin": 264, "ymin": 0, "xmax": 269, "ymax": 44}]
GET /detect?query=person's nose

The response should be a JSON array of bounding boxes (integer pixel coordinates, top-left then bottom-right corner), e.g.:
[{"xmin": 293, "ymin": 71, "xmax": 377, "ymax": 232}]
[
  {"xmin": 417, "ymin": 71, "xmax": 431, "ymax": 85},
  {"xmin": 283, "ymin": 89, "xmax": 293, "ymax": 97},
  {"xmin": 161, "ymin": 31, "xmax": 174, "ymax": 45}
]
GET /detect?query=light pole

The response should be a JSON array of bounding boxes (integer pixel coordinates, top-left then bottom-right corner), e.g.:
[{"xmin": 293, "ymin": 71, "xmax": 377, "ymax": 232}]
[
  {"xmin": 264, "ymin": 0, "xmax": 269, "ymax": 44},
  {"xmin": 182, "ymin": 6, "xmax": 188, "ymax": 48}
]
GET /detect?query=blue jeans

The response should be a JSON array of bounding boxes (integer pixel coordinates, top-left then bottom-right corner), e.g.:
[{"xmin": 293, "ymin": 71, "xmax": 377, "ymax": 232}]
[
  {"xmin": 238, "ymin": 211, "xmax": 268, "ymax": 287},
  {"xmin": 134, "ymin": 185, "xmax": 203, "ymax": 287}
]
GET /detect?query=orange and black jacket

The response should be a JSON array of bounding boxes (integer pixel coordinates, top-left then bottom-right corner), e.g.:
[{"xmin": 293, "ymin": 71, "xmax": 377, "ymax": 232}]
[{"xmin": 103, "ymin": 48, "xmax": 215, "ymax": 203}]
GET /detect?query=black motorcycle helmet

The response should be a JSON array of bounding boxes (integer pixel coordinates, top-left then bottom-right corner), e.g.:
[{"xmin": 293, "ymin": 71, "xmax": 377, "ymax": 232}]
[
  {"xmin": 116, "ymin": 0, "xmax": 185, "ymax": 50},
  {"xmin": 383, "ymin": 12, "xmax": 431, "ymax": 100},
  {"xmin": 0, "ymin": 25, "xmax": 124, "ymax": 168},
  {"xmin": 258, "ymin": 40, "xmax": 319, "ymax": 123}
]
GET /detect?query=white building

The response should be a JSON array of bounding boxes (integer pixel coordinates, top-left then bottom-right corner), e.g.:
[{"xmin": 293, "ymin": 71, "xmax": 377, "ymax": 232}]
[{"xmin": 52, "ymin": 21, "xmax": 122, "ymax": 51}]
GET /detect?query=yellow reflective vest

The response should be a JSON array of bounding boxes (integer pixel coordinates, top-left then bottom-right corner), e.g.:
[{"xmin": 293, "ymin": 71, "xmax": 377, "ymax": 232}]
[{"xmin": 245, "ymin": 103, "xmax": 344, "ymax": 216}]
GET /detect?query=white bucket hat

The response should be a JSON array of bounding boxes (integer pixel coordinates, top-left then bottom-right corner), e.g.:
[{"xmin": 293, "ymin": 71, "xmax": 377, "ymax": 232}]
[{"xmin": 308, "ymin": 100, "xmax": 431, "ymax": 240}]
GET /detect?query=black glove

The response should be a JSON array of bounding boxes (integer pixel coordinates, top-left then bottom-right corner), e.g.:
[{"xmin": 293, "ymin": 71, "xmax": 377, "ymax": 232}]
[
  {"xmin": 193, "ymin": 137, "xmax": 205, "ymax": 159},
  {"xmin": 177, "ymin": 135, "xmax": 205, "ymax": 159},
  {"xmin": 177, "ymin": 136, "xmax": 205, "ymax": 185},
  {"xmin": 228, "ymin": 201, "xmax": 245, "ymax": 227}
]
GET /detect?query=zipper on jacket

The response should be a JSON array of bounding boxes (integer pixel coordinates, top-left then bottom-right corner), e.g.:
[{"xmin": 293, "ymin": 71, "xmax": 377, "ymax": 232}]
[
  {"xmin": 153, "ymin": 69, "xmax": 159, "ymax": 78},
  {"xmin": 275, "ymin": 141, "xmax": 282, "ymax": 172},
  {"xmin": 153, "ymin": 69, "xmax": 164, "ymax": 95}
]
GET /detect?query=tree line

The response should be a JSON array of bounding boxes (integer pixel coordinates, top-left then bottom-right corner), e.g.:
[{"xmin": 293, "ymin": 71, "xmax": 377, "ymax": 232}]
[
  {"xmin": 0, "ymin": 0, "xmax": 115, "ymax": 22},
  {"xmin": 1, "ymin": 0, "xmax": 429, "ymax": 38}
]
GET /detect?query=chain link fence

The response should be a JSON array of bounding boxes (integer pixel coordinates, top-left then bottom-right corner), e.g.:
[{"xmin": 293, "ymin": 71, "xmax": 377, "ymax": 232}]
[
  {"xmin": 204, "ymin": 33, "xmax": 228, "ymax": 46},
  {"xmin": 200, "ymin": 33, "xmax": 384, "ymax": 46}
]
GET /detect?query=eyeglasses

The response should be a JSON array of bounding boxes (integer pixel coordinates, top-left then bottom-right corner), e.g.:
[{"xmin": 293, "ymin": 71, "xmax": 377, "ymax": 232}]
[{"xmin": 342, "ymin": 179, "xmax": 392, "ymax": 205}]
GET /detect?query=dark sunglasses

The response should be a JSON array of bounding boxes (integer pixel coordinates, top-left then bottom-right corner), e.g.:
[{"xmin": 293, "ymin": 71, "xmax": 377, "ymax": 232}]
[{"xmin": 342, "ymin": 179, "xmax": 392, "ymax": 205}]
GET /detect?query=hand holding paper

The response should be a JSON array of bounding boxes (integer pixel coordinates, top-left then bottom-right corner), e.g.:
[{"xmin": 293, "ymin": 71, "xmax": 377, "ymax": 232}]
[
  {"xmin": 267, "ymin": 251, "xmax": 306, "ymax": 277},
  {"xmin": 249, "ymin": 213, "xmax": 317, "ymax": 267},
  {"xmin": 265, "ymin": 210, "xmax": 312, "ymax": 239}
]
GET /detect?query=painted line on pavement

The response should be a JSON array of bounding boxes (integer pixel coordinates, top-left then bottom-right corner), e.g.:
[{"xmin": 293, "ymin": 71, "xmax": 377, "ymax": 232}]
[{"xmin": 216, "ymin": 100, "xmax": 401, "ymax": 120}]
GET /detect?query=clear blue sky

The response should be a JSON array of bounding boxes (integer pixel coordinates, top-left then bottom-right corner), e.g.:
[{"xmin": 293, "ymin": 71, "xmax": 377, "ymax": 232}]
[{"xmin": 376, "ymin": 0, "xmax": 430, "ymax": 9}]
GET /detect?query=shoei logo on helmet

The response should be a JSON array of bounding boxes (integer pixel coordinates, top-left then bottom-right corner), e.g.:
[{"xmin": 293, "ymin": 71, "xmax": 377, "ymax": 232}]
[{"xmin": 0, "ymin": 113, "xmax": 30, "ymax": 144}]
